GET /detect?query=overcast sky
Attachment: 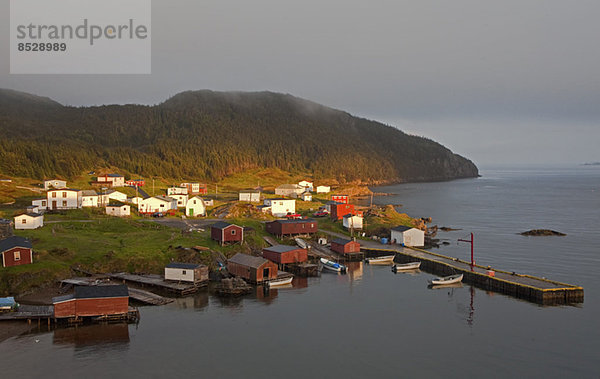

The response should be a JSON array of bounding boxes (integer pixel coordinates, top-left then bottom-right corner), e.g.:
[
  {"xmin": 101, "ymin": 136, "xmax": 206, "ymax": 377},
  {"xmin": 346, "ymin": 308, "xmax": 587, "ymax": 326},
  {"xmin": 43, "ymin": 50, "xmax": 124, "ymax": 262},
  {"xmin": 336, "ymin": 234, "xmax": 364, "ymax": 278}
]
[{"xmin": 2, "ymin": 0, "xmax": 599, "ymax": 166}]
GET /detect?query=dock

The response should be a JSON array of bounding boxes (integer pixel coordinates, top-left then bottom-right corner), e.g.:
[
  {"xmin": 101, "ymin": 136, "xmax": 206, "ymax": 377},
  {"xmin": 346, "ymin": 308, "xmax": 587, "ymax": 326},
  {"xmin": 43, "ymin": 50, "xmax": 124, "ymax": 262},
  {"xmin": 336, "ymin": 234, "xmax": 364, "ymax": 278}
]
[
  {"xmin": 108, "ymin": 273, "xmax": 204, "ymax": 296},
  {"xmin": 361, "ymin": 243, "xmax": 584, "ymax": 305},
  {"xmin": 61, "ymin": 277, "xmax": 174, "ymax": 305},
  {"xmin": 0, "ymin": 305, "xmax": 53, "ymax": 321}
]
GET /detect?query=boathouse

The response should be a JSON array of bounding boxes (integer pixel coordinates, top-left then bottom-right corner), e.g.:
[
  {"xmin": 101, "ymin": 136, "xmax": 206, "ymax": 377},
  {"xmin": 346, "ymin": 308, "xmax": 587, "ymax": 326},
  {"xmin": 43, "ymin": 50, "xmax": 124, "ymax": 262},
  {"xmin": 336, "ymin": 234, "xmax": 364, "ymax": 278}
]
[
  {"xmin": 0, "ymin": 236, "xmax": 33, "ymax": 267},
  {"xmin": 390, "ymin": 225, "xmax": 425, "ymax": 247},
  {"xmin": 330, "ymin": 238, "xmax": 361, "ymax": 254},
  {"xmin": 265, "ymin": 219, "xmax": 318, "ymax": 237},
  {"xmin": 52, "ymin": 285, "xmax": 129, "ymax": 319},
  {"xmin": 211, "ymin": 222, "xmax": 244, "ymax": 245},
  {"xmin": 164, "ymin": 262, "xmax": 209, "ymax": 283},
  {"xmin": 262, "ymin": 245, "xmax": 308, "ymax": 264},
  {"xmin": 227, "ymin": 253, "xmax": 278, "ymax": 284}
]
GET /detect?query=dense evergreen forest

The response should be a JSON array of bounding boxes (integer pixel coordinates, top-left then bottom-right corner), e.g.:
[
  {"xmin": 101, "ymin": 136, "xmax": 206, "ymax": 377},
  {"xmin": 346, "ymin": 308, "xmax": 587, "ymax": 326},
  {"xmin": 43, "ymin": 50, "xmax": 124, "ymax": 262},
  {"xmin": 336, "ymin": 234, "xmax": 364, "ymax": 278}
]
[{"xmin": 0, "ymin": 88, "xmax": 478, "ymax": 182}]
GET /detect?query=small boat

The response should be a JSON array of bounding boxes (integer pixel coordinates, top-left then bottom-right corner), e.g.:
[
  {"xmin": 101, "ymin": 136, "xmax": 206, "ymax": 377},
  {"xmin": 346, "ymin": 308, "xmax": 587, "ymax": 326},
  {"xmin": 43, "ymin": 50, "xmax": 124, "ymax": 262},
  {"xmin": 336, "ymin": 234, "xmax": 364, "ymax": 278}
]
[
  {"xmin": 267, "ymin": 276, "xmax": 294, "ymax": 287},
  {"xmin": 392, "ymin": 262, "xmax": 421, "ymax": 271},
  {"xmin": 294, "ymin": 238, "xmax": 308, "ymax": 249},
  {"xmin": 320, "ymin": 258, "xmax": 347, "ymax": 273},
  {"xmin": 365, "ymin": 255, "xmax": 395, "ymax": 265},
  {"xmin": 428, "ymin": 274, "xmax": 463, "ymax": 286}
]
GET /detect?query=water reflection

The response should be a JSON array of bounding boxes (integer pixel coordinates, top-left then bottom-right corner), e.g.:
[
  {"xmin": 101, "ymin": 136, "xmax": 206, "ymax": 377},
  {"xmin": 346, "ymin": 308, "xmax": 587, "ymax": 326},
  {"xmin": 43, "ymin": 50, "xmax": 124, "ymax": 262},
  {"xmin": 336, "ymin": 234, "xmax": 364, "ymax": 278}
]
[
  {"xmin": 173, "ymin": 291, "xmax": 209, "ymax": 310},
  {"xmin": 346, "ymin": 261, "xmax": 363, "ymax": 282},
  {"xmin": 53, "ymin": 323, "xmax": 129, "ymax": 353}
]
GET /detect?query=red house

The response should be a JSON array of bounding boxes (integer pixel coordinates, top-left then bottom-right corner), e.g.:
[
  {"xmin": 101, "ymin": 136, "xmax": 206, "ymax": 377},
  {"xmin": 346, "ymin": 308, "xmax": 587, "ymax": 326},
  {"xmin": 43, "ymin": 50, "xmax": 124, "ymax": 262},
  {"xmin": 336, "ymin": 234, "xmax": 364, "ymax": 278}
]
[
  {"xmin": 126, "ymin": 179, "xmax": 145, "ymax": 187},
  {"xmin": 265, "ymin": 219, "xmax": 318, "ymax": 237},
  {"xmin": 331, "ymin": 195, "xmax": 349, "ymax": 204},
  {"xmin": 227, "ymin": 253, "xmax": 278, "ymax": 284},
  {"xmin": 53, "ymin": 285, "xmax": 129, "ymax": 319},
  {"xmin": 331, "ymin": 238, "xmax": 361, "ymax": 254},
  {"xmin": 331, "ymin": 203, "xmax": 355, "ymax": 220},
  {"xmin": 211, "ymin": 221, "xmax": 244, "ymax": 245},
  {"xmin": 263, "ymin": 245, "xmax": 308, "ymax": 264},
  {"xmin": 0, "ymin": 236, "xmax": 33, "ymax": 267}
]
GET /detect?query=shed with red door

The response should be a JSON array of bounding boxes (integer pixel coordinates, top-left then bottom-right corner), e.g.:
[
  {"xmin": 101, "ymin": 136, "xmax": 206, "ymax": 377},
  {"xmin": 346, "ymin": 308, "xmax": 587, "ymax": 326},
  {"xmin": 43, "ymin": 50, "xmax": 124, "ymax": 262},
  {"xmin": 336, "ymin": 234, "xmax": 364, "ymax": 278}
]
[
  {"xmin": 211, "ymin": 221, "xmax": 244, "ymax": 245},
  {"xmin": 330, "ymin": 238, "xmax": 361, "ymax": 254},
  {"xmin": 0, "ymin": 236, "xmax": 33, "ymax": 267},
  {"xmin": 227, "ymin": 253, "xmax": 278, "ymax": 284},
  {"xmin": 262, "ymin": 244, "xmax": 308, "ymax": 264}
]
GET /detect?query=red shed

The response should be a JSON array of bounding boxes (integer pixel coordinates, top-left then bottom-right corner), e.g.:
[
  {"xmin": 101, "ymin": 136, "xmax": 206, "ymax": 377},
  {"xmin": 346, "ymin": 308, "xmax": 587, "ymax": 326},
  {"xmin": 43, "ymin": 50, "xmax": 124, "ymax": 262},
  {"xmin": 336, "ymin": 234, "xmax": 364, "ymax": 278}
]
[
  {"xmin": 227, "ymin": 253, "xmax": 278, "ymax": 284},
  {"xmin": 331, "ymin": 195, "xmax": 349, "ymax": 204},
  {"xmin": 211, "ymin": 221, "xmax": 244, "ymax": 245},
  {"xmin": 53, "ymin": 285, "xmax": 129, "ymax": 319},
  {"xmin": 265, "ymin": 219, "xmax": 318, "ymax": 237},
  {"xmin": 0, "ymin": 236, "xmax": 33, "ymax": 267},
  {"xmin": 263, "ymin": 245, "xmax": 308, "ymax": 264},
  {"xmin": 331, "ymin": 238, "xmax": 361, "ymax": 254},
  {"xmin": 331, "ymin": 203, "xmax": 355, "ymax": 220}
]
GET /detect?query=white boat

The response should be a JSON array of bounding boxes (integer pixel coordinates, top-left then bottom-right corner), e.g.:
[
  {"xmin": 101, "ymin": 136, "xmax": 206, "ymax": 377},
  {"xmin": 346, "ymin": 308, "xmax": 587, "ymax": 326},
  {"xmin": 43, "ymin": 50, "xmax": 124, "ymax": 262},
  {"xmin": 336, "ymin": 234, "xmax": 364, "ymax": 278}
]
[
  {"xmin": 320, "ymin": 258, "xmax": 347, "ymax": 273},
  {"xmin": 428, "ymin": 274, "xmax": 463, "ymax": 285},
  {"xmin": 267, "ymin": 276, "xmax": 294, "ymax": 287},
  {"xmin": 392, "ymin": 262, "xmax": 421, "ymax": 271},
  {"xmin": 365, "ymin": 255, "xmax": 395, "ymax": 265},
  {"xmin": 295, "ymin": 238, "xmax": 308, "ymax": 249}
]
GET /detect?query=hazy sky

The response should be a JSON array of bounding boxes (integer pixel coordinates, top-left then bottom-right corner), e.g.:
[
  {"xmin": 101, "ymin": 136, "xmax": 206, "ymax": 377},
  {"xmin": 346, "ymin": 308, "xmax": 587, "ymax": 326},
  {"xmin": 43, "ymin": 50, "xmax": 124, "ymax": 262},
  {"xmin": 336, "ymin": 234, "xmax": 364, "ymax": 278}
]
[{"xmin": 2, "ymin": 0, "xmax": 599, "ymax": 166}]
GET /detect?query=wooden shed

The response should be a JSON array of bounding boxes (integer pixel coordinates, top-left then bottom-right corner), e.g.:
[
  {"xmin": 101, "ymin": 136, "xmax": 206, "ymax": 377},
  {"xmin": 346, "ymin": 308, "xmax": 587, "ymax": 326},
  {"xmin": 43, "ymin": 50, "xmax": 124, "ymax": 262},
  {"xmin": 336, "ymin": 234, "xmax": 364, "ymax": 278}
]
[
  {"xmin": 53, "ymin": 285, "xmax": 129, "ymax": 319},
  {"xmin": 330, "ymin": 203, "xmax": 355, "ymax": 220},
  {"xmin": 0, "ymin": 236, "xmax": 33, "ymax": 267},
  {"xmin": 164, "ymin": 262, "xmax": 208, "ymax": 283},
  {"xmin": 391, "ymin": 226, "xmax": 425, "ymax": 247},
  {"xmin": 331, "ymin": 238, "xmax": 361, "ymax": 254},
  {"xmin": 211, "ymin": 221, "xmax": 244, "ymax": 245},
  {"xmin": 265, "ymin": 219, "xmax": 318, "ymax": 237},
  {"xmin": 227, "ymin": 253, "xmax": 278, "ymax": 284},
  {"xmin": 262, "ymin": 245, "xmax": 308, "ymax": 264}
]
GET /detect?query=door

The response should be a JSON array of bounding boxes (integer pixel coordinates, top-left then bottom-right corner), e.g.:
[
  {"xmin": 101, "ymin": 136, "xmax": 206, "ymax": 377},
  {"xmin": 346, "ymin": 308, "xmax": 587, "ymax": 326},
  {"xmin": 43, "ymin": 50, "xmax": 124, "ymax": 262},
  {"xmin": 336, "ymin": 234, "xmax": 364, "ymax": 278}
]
[
  {"xmin": 189, "ymin": 208, "xmax": 194, "ymax": 216},
  {"xmin": 52, "ymin": 200, "xmax": 57, "ymax": 210},
  {"xmin": 263, "ymin": 267, "xmax": 270, "ymax": 280}
]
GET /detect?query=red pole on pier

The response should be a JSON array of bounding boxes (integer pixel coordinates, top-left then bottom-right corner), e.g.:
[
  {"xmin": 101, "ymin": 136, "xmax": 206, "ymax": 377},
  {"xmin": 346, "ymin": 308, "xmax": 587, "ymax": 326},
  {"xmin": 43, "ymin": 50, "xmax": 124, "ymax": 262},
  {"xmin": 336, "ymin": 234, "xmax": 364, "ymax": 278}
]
[{"xmin": 458, "ymin": 233, "xmax": 474, "ymax": 268}]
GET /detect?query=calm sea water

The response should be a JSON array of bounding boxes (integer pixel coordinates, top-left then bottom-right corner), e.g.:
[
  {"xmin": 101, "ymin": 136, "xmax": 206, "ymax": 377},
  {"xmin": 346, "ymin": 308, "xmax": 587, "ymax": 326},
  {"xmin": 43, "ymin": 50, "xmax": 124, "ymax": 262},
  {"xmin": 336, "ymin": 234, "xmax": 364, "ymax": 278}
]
[{"xmin": 1, "ymin": 166, "xmax": 599, "ymax": 378}]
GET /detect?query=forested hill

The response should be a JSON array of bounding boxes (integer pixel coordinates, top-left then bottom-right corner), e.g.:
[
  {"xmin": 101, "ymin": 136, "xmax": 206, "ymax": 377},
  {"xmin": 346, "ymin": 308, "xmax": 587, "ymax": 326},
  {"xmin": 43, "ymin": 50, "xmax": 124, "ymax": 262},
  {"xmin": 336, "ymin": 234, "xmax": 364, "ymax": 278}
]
[{"xmin": 0, "ymin": 88, "xmax": 478, "ymax": 183}]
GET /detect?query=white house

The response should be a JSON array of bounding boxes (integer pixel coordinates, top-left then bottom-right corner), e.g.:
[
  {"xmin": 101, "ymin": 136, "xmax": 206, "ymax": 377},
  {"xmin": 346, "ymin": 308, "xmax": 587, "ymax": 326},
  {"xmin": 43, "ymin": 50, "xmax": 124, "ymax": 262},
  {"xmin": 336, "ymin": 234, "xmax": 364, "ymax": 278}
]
[
  {"xmin": 203, "ymin": 199, "xmax": 214, "ymax": 207},
  {"xmin": 44, "ymin": 179, "xmax": 67, "ymax": 191},
  {"xmin": 180, "ymin": 182, "xmax": 204, "ymax": 195},
  {"xmin": 31, "ymin": 198, "xmax": 47, "ymax": 211},
  {"xmin": 343, "ymin": 214, "xmax": 363, "ymax": 230},
  {"xmin": 106, "ymin": 190, "xmax": 128, "ymax": 203},
  {"xmin": 167, "ymin": 187, "xmax": 188, "ymax": 196},
  {"xmin": 239, "ymin": 192, "xmax": 261, "ymax": 202},
  {"xmin": 14, "ymin": 214, "xmax": 44, "ymax": 229},
  {"xmin": 316, "ymin": 185, "xmax": 331, "ymax": 193},
  {"xmin": 170, "ymin": 194, "xmax": 189, "ymax": 208},
  {"xmin": 96, "ymin": 174, "xmax": 125, "ymax": 187},
  {"xmin": 301, "ymin": 191, "xmax": 312, "ymax": 202},
  {"xmin": 81, "ymin": 190, "xmax": 99, "ymax": 208},
  {"xmin": 263, "ymin": 198, "xmax": 296, "ymax": 217},
  {"xmin": 275, "ymin": 184, "xmax": 304, "ymax": 197},
  {"xmin": 138, "ymin": 196, "xmax": 177, "ymax": 215},
  {"xmin": 186, "ymin": 196, "xmax": 206, "ymax": 217},
  {"xmin": 164, "ymin": 262, "xmax": 207, "ymax": 283},
  {"xmin": 298, "ymin": 180, "xmax": 314, "ymax": 192},
  {"xmin": 47, "ymin": 189, "xmax": 82, "ymax": 210},
  {"xmin": 106, "ymin": 204, "xmax": 131, "ymax": 217},
  {"xmin": 390, "ymin": 226, "xmax": 425, "ymax": 247}
]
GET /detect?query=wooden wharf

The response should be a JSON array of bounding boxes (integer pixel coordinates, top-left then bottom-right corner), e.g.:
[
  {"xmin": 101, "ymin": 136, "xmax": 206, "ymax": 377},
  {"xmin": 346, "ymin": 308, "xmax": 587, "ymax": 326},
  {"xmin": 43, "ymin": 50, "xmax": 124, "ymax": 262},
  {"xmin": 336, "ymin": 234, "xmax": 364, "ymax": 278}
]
[
  {"xmin": 361, "ymin": 242, "xmax": 584, "ymax": 305},
  {"xmin": 108, "ymin": 273, "xmax": 203, "ymax": 296}
]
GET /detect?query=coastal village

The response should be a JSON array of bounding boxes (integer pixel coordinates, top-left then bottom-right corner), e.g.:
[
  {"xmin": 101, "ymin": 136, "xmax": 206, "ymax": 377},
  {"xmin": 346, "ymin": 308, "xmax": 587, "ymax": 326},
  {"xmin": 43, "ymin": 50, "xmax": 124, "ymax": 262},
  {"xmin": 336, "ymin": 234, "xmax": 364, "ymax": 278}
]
[{"xmin": 0, "ymin": 171, "xmax": 584, "ymax": 328}]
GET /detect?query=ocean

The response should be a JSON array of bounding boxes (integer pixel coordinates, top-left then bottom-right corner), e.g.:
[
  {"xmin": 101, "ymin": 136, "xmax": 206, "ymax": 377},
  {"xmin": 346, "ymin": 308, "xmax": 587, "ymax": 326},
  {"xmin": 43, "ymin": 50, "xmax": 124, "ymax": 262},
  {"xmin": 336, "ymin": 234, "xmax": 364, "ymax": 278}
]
[{"xmin": 1, "ymin": 166, "xmax": 598, "ymax": 378}]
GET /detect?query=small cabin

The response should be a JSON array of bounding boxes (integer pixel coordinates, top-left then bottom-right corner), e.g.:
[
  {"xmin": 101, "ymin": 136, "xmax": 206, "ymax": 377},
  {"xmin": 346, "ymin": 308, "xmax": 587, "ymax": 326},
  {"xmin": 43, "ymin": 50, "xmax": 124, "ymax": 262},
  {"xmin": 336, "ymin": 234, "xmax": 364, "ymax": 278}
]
[
  {"xmin": 211, "ymin": 222, "xmax": 244, "ymax": 245},
  {"xmin": 330, "ymin": 238, "xmax": 361, "ymax": 254},
  {"xmin": 316, "ymin": 186, "xmax": 330, "ymax": 193},
  {"xmin": 0, "ymin": 236, "xmax": 33, "ymax": 267},
  {"xmin": 164, "ymin": 262, "xmax": 208, "ymax": 283},
  {"xmin": 262, "ymin": 245, "xmax": 308, "ymax": 264},
  {"xmin": 265, "ymin": 219, "xmax": 318, "ymax": 237},
  {"xmin": 301, "ymin": 192, "xmax": 312, "ymax": 202},
  {"xmin": 14, "ymin": 214, "xmax": 44, "ymax": 230},
  {"xmin": 390, "ymin": 226, "xmax": 425, "ymax": 247},
  {"xmin": 106, "ymin": 203, "xmax": 131, "ymax": 217},
  {"xmin": 343, "ymin": 214, "xmax": 363, "ymax": 230},
  {"xmin": 227, "ymin": 253, "xmax": 278, "ymax": 284},
  {"xmin": 53, "ymin": 285, "xmax": 129, "ymax": 319},
  {"xmin": 186, "ymin": 196, "xmax": 206, "ymax": 217}
]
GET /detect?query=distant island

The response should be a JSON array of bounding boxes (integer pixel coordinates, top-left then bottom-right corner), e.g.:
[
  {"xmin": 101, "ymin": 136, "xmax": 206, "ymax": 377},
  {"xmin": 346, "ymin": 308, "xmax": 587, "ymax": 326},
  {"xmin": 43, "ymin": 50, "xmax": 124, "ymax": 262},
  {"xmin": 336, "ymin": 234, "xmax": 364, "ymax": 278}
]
[
  {"xmin": 0, "ymin": 88, "xmax": 478, "ymax": 184},
  {"xmin": 582, "ymin": 162, "xmax": 600, "ymax": 166}
]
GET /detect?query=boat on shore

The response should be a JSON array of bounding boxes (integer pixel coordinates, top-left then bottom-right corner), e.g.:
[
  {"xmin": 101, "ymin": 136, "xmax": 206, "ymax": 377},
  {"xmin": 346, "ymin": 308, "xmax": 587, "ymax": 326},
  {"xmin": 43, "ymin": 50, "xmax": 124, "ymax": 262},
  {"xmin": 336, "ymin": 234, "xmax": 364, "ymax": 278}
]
[
  {"xmin": 392, "ymin": 262, "xmax": 421, "ymax": 272},
  {"xmin": 267, "ymin": 276, "xmax": 294, "ymax": 287},
  {"xmin": 428, "ymin": 274, "xmax": 463, "ymax": 286},
  {"xmin": 294, "ymin": 238, "xmax": 308, "ymax": 249},
  {"xmin": 365, "ymin": 255, "xmax": 395, "ymax": 265},
  {"xmin": 320, "ymin": 258, "xmax": 347, "ymax": 273}
]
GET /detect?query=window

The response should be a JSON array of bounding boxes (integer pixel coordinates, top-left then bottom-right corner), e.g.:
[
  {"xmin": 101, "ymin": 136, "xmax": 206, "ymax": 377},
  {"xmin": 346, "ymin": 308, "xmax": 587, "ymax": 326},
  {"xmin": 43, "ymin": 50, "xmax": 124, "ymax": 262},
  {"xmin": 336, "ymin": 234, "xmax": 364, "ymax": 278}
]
[
  {"xmin": 231, "ymin": 229, "xmax": 236, "ymax": 235},
  {"xmin": 22, "ymin": 219, "xmax": 27, "ymax": 224},
  {"xmin": 182, "ymin": 270, "xmax": 186, "ymax": 275},
  {"xmin": 14, "ymin": 251, "xmax": 21, "ymax": 261},
  {"xmin": 62, "ymin": 201, "xmax": 67, "ymax": 206},
  {"xmin": 62, "ymin": 192, "xmax": 67, "ymax": 198},
  {"xmin": 52, "ymin": 192, "xmax": 57, "ymax": 198},
  {"xmin": 42, "ymin": 201, "xmax": 46, "ymax": 206},
  {"xmin": 311, "ymin": 224, "xmax": 314, "ymax": 228}
]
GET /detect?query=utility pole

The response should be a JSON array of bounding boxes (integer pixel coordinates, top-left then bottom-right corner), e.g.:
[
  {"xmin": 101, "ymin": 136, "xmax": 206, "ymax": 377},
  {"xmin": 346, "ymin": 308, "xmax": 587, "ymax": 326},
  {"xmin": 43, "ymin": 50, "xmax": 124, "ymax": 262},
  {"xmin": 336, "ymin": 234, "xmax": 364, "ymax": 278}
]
[{"xmin": 458, "ymin": 233, "xmax": 474, "ymax": 268}]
